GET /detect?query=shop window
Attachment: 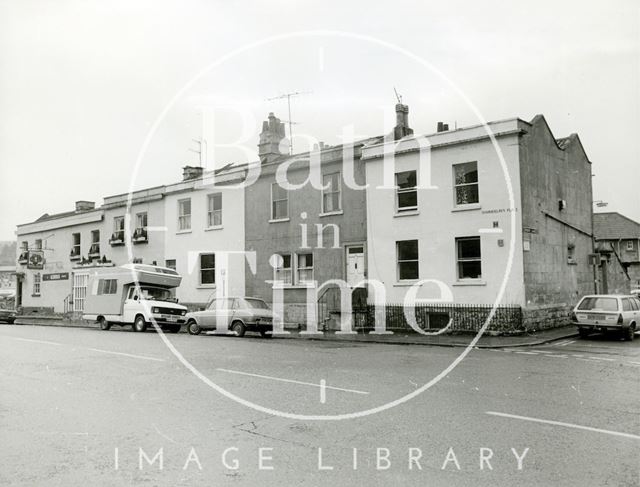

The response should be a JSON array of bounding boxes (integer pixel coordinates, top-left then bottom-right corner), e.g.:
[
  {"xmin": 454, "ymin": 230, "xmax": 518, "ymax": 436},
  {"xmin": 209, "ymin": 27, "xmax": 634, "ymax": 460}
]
[
  {"xmin": 456, "ymin": 237, "xmax": 482, "ymax": 279},
  {"xmin": 397, "ymin": 240, "xmax": 419, "ymax": 280}
]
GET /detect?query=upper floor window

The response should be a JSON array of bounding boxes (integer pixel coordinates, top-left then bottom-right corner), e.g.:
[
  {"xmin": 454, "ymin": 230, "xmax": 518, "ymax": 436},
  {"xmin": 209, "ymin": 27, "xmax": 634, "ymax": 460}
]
[
  {"xmin": 397, "ymin": 240, "xmax": 419, "ymax": 280},
  {"xmin": 20, "ymin": 241, "xmax": 28, "ymax": 251},
  {"xmin": 273, "ymin": 254, "xmax": 292, "ymax": 285},
  {"xmin": 70, "ymin": 233, "xmax": 81, "ymax": 258},
  {"xmin": 456, "ymin": 237, "xmax": 482, "ymax": 279},
  {"xmin": 322, "ymin": 173, "xmax": 342, "ymax": 213},
  {"xmin": 626, "ymin": 241, "xmax": 634, "ymax": 251},
  {"xmin": 271, "ymin": 183, "xmax": 288, "ymax": 220},
  {"xmin": 34, "ymin": 239, "xmax": 42, "ymax": 250},
  {"xmin": 178, "ymin": 199, "xmax": 191, "ymax": 231},
  {"xmin": 453, "ymin": 161, "xmax": 479, "ymax": 206},
  {"xmin": 207, "ymin": 193, "xmax": 222, "ymax": 227},
  {"xmin": 199, "ymin": 253, "xmax": 215, "ymax": 285},
  {"xmin": 396, "ymin": 170, "xmax": 418, "ymax": 212},
  {"xmin": 136, "ymin": 212, "xmax": 147, "ymax": 230},
  {"xmin": 113, "ymin": 216, "xmax": 125, "ymax": 240},
  {"xmin": 90, "ymin": 230, "xmax": 100, "ymax": 255},
  {"xmin": 165, "ymin": 259, "xmax": 176, "ymax": 270}
]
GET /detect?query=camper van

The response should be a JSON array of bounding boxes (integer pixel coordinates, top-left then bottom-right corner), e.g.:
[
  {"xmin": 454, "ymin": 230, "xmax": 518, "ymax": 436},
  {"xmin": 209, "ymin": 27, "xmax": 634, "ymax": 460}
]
[{"xmin": 83, "ymin": 264, "xmax": 188, "ymax": 333}]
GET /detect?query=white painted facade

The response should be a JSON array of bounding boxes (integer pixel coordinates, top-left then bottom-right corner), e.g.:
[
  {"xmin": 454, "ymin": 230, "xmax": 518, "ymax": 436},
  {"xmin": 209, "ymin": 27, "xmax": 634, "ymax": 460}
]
[
  {"xmin": 362, "ymin": 119, "xmax": 526, "ymax": 306},
  {"xmin": 162, "ymin": 169, "xmax": 247, "ymax": 307}
]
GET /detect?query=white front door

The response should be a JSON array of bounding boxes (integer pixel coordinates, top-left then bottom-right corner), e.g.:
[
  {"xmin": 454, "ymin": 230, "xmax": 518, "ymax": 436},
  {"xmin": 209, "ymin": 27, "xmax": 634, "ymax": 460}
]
[
  {"xmin": 346, "ymin": 246, "xmax": 365, "ymax": 287},
  {"xmin": 72, "ymin": 273, "xmax": 89, "ymax": 312}
]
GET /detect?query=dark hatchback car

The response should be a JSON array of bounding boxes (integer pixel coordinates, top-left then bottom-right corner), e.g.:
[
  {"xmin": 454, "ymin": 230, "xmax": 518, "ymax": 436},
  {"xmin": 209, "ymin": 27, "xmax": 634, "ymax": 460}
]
[{"xmin": 0, "ymin": 308, "xmax": 16, "ymax": 324}]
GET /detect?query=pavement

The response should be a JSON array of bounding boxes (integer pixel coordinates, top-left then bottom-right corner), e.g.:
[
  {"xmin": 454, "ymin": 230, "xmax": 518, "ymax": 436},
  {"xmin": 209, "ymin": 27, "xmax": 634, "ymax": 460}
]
[
  {"xmin": 1, "ymin": 323, "xmax": 639, "ymax": 486},
  {"xmin": 13, "ymin": 315, "xmax": 578, "ymax": 349}
]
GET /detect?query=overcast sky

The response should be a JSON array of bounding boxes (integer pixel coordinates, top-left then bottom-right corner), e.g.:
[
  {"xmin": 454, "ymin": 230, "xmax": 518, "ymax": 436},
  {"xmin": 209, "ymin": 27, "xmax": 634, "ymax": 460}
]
[{"xmin": 0, "ymin": 0, "xmax": 638, "ymax": 241}]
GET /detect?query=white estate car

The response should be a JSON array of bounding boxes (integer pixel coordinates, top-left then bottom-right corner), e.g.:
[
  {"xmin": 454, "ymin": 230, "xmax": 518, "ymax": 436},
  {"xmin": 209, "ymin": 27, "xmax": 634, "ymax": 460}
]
[
  {"xmin": 186, "ymin": 297, "xmax": 275, "ymax": 338},
  {"xmin": 571, "ymin": 294, "xmax": 640, "ymax": 341}
]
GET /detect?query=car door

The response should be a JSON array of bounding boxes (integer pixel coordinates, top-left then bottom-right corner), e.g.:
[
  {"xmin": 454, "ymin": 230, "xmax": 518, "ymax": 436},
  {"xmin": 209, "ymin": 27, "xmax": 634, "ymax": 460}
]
[
  {"xmin": 210, "ymin": 298, "xmax": 234, "ymax": 331},
  {"xmin": 122, "ymin": 287, "xmax": 140, "ymax": 323},
  {"xmin": 200, "ymin": 299, "xmax": 218, "ymax": 329}
]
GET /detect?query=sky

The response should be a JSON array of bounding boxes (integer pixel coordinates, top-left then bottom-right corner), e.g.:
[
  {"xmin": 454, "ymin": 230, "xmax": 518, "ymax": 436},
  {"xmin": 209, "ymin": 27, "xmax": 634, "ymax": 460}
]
[{"xmin": 0, "ymin": 0, "xmax": 638, "ymax": 241}]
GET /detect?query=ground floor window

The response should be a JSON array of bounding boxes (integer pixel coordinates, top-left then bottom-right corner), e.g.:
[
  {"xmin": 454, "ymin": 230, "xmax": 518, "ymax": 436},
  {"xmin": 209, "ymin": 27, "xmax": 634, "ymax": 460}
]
[
  {"xmin": 397, "ymin": 240, "xmax": 419, "ymax": 280},
  {"xmin": 274, "ymin": 254, "xmax": 292, "ymax": 285},
  {"xmin": 296, "ymin": 253, "xmax": 314, "ymax": 284},
  {"xmin": 200, "ymin": 253, "xmax": 215, "ymax": 285},
  {"xmin": 456, "ymin": 236, "xmax": 482, "ymax": 279},
  {"xmin": 32, "ymin": 273, "xmax": 41, "ymax": 296}
]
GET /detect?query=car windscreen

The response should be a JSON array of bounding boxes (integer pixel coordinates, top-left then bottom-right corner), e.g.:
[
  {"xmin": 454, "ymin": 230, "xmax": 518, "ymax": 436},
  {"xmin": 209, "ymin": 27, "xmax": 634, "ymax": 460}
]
[
  {"xmin": 577, "ymin": 297, "xmax": 619, "ymax": 312},
  {"xmin": 140, "ymin": 287, "xmax": 173, "ymax": 302},
  {"xmin": 243, "ymin": 298, "xmax": 269, "ymax": 310}
]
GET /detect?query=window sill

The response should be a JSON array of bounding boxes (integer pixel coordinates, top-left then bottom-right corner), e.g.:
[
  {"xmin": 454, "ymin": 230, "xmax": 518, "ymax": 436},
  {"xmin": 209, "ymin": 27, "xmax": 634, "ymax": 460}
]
[
  {"xmin": 319, "ymin": 211, "xmax": 343, "ymax": 217},
  {"xmin": 269, "ymin": 218, "xmax": 290, "ymax": 223},
  {"xmin": 196, "ymin": 284, "xmax": 216, "ymax": 289},
  {"xmin": 394, "ymin": 210, "xmax": 420, "ymax": 218},
  {"xmin": 176, "ymin": 230, "xmax": 192, "ymax": 235},
  {"xmin": 272, "ymin": 283, "xmax": 317, "ymax": 290},
  {"xmin": 205, "ymin": 225, "xmax": 224, "ymax": 232},
  {"xmin": 31, "ymin": 294, "xmax": 41, "ymax": 297},
  {"xmin": 452, "ymin": 280, "xmax": 486, "ymax": 286},
  {"xmin": 393, "ymin": 280, "xmax": 420, "ymax": 287},
  {"xmin": 452, "ymin": 204, "xmax": 481, "ymax": 212}
]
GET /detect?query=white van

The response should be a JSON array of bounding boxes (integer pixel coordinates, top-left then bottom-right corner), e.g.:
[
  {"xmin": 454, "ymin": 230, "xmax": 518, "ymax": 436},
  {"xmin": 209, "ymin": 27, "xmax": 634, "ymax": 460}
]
[{"xmin": 83, "ymin": 264, "xmax": 188, "ymax": 333}]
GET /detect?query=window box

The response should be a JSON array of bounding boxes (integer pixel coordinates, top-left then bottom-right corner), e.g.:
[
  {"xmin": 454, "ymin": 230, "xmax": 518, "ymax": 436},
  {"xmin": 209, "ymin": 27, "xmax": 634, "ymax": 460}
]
[
  {"xmin": 109, "ymin": 231, "xmax": 125, "ymax": 246},
  {"xmin": 69, "ymin": 249, "xmax": 81, "ymax": 261},
  {"xmin": 18, "ymin": 252, "xmax": 29, "ymax": 265},
  {"xmin": 132, "ymin": 228, "xmax": 148, "ymax": 244},
  {"xmin": 319, "ymin": 210, "xmax": 344, "ymax": 217}
]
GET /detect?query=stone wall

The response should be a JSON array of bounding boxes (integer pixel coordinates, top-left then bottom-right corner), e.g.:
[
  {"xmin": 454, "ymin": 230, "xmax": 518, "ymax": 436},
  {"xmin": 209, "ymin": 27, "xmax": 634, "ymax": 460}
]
[{"xmin": 522, "ymin": 304, "xmax": 572, "ymax": 332}]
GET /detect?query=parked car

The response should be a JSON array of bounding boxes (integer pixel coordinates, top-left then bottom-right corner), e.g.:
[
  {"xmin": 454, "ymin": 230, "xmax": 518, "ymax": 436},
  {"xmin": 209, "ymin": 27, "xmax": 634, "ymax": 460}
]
[
  {"xmin": 0, "ymin": 308, "xmax": 16, "ymax": 324},
  {"xmin": 186, "ymin": 297, "xmax": 275, "ymax": 338},
  {"xmin": 571, "ymin": 294, "xmax": 640, "ymax": 340},
  {"xmin": 630, "ymin": 289, "xmax": 640, "ymax": 298}
]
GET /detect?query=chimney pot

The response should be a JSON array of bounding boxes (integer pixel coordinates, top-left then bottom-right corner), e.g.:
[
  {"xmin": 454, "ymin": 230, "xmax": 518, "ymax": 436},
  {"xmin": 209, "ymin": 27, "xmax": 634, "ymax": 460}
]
[
  {"xmin": 182, "ymin": 165, "xmax": 204, "ymax": 181},
  {"xmin": 75, "ymin": 201, "xmax": 95, "ymax": 212}
]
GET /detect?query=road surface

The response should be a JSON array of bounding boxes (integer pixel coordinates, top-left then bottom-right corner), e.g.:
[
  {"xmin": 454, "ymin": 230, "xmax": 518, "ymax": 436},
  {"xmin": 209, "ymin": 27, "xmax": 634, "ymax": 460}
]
[{"xmin": 1, "ymin": 324, "xmax": 638, "ymax": 486}]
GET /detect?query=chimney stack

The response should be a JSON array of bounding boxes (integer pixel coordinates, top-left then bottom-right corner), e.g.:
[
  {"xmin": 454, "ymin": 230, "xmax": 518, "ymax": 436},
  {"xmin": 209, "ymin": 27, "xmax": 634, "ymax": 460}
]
[
  {"xmin": 75, "ymin": 201, "xmax": 95, "ymax": 212},
  {"xmin": 393, "ymin": 103, "xmax": 414, "ymax": 140},
  {"xmin": 182, "ymin": 165, "xmax": 204, "ymax": 181},
  {"xmin": 258, "ymin": 112, "xmax": 286, "ymax": 163},
  {"xmin": 437, "ymin": 122, "xmax": 450, "ymax": 133}
]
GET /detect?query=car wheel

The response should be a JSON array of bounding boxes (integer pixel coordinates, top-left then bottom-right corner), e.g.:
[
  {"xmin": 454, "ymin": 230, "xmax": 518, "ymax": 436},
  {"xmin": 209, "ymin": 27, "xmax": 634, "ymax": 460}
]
[
  {"xmin": 133, "ymin": 315, "xmax": 147, "ymax": 333},
  {"xmin": 98, "ymin": 317, "xmax": 111, "ymax": 331},
  {"xmin": 626, "ymin": 325, "xmax": 635, "ymax": 341},
  {"xmin": 578, "ymin": 328, "xmax": 590, "ymax": 338},
  {"xmin": 231, "ymin": 321, "xmax": 246, "ymax": 337},
  {"xmin": 187, "ymin": 320, "xmax": 201, "ymax": 335},
  {"xmin": 259, "ymin": 329, "xmax": 272, "ymax": 338},
  {"xmin": 7, "ymin": 318, "xmax": 14, "ymax": 325}
]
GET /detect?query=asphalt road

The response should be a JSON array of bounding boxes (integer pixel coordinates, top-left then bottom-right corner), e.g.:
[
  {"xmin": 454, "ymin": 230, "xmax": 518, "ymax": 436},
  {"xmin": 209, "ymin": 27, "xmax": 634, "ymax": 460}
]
[{"xmin": 1, "ymin": 324, "xmax": 639, "ymax": 486}]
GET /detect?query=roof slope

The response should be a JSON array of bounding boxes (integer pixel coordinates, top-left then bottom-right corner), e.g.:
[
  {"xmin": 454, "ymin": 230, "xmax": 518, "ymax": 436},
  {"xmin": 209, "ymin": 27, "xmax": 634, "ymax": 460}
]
[{"xmin": 593, "ymin": 212, "xmax": 640, "ymax": 239}]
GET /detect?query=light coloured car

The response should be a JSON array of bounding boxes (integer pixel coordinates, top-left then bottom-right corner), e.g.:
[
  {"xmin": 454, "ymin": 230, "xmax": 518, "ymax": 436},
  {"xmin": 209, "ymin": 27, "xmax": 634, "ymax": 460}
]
[
  {"xmin": 186, "ymin": 297, "xmax": 275, "ymax": 338},
  {"xmin": 571, "ymin": 294, "xmax": 640, "ymax": 340}
]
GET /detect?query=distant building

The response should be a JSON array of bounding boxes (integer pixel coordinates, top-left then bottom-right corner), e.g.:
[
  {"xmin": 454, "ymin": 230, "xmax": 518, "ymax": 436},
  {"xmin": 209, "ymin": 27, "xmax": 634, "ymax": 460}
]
[{"xmin": 594, "ymin": 212, "xmax": 640, "ymax": 289}]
